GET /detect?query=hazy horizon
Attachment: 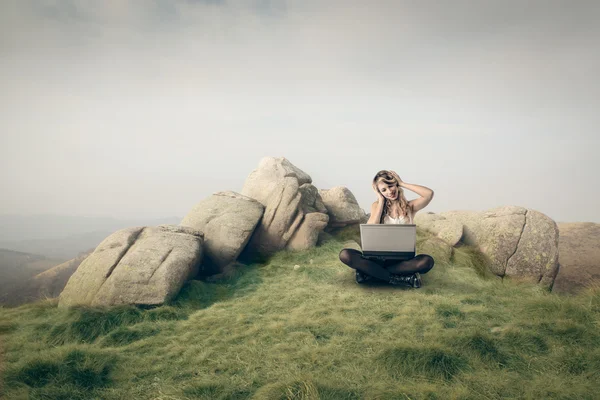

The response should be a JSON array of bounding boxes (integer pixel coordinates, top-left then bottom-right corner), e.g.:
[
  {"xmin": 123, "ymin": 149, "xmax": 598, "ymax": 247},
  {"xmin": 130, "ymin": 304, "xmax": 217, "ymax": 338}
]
[{"xmin": 2, "ymin": 1, "xmax": 598, "ymax": 223}]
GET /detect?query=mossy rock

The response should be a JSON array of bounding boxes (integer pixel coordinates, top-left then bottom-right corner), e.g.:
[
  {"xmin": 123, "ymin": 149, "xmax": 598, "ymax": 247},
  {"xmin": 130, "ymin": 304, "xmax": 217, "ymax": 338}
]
[{"xmin": 417, "ymin": 236, "xmax": 453, "ymax": 264}]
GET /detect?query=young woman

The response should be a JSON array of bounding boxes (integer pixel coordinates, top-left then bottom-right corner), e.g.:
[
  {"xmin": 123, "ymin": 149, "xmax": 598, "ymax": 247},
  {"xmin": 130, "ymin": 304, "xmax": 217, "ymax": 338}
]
[{"xmin": 339, "ymin": 170, "xmax": 435, "ymax": 287}]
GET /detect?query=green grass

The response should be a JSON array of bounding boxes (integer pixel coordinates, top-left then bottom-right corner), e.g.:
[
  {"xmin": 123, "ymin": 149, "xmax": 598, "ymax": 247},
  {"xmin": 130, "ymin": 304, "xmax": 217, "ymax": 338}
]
[{"xmin": 1, "ymin": 228, "xmax": 599, "ymax": 399}]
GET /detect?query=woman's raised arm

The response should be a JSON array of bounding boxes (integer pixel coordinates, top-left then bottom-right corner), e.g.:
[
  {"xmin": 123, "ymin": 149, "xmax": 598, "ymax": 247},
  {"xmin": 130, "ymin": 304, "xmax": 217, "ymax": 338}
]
[{"xmin": 401, "ymin": 181, "xmax": 434, "ymax": 212}]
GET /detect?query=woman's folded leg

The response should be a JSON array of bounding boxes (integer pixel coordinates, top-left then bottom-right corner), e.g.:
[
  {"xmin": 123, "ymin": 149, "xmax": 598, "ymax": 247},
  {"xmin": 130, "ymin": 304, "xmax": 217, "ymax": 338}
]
[
  {"xmin": 338, "ymin": 248, "xmax": 392, "ymax": 281},
  {"xmin": 383, "ymin": 254, "xmax": 435, "ymax": 275}
]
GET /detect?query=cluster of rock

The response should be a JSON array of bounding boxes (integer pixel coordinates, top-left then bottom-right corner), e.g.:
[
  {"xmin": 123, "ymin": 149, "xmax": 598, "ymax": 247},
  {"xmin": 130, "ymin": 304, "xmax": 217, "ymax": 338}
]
[
  {"xmin": 58, "ymin": 156, "xmax": 577, "ymax": 308},
  {"xmin": 414, "ymin": 207, "xmax": 560, "ymax": 289},
  {"xmin": 58, "ymin": 157, "xmax": 366, "ymax": 307}
]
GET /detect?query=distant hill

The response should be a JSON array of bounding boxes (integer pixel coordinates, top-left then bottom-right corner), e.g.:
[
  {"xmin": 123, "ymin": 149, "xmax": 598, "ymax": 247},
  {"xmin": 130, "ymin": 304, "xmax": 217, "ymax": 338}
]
[
  {"xmin": 0, "ymin": 214, "xmax": 182, "ymax": 242},
  {"xmin": 0, "ymin": 249, "xmax": 92, "ymax": 307},
  {"xmin": 0, "ymin": 214, "xmax": 181, "ymax": 259},
  {"xmin": 0, "ymin": 230, "xmax": 113, "ymax": 260},
  {"xmin": 0, "ymin": 248, "xmax": 64, "ymax": 302}
]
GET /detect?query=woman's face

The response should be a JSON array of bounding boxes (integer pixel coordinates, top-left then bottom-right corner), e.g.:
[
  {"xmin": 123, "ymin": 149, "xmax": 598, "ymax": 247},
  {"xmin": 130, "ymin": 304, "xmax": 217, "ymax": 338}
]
[{"xmin": 377, "ymin": 181, "xmax": 398, "ymax": 200}]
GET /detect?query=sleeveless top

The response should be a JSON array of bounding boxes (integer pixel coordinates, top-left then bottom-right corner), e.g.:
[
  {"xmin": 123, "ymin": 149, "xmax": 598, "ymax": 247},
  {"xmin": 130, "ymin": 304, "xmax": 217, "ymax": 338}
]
[{"xmin": 382, "ymin": 207, "xmax": 413, "ymax": 225}]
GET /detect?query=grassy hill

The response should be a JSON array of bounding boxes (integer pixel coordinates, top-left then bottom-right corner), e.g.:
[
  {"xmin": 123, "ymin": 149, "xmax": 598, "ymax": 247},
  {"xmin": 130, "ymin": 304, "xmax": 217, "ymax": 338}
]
[{"xmin": 1, "ymin": 228, "xmax": 599, "ymax": 399}]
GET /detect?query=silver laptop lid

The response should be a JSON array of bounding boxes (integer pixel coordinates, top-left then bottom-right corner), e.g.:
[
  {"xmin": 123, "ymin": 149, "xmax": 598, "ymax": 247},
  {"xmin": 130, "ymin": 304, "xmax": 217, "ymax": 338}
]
[{"xmin": 359, "ymin": 224, "xmax": 416, "ymax": 252}]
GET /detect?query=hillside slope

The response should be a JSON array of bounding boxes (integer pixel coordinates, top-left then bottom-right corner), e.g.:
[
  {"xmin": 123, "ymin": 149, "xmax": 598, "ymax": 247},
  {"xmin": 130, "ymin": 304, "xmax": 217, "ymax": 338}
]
[
  {"xmin": 0, "ymin": 249, "xmax": 64, "ymax": 301},
  {"xmin": 0, "ymin": 229, "xmax": 598, "ymax": 399}
]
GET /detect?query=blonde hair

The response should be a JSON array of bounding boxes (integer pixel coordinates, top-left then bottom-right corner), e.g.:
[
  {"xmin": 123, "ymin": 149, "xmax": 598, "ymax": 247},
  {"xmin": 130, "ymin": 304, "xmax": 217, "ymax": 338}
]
[{"xmin": 373, "ymin": 170, "xmax": 412, "ymax": 224}]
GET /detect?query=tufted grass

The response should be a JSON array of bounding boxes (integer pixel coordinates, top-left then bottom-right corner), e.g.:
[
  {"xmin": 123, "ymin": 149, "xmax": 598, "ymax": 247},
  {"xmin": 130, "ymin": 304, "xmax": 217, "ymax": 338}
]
[{"xmin": 1, "ymin": 228, "xmax": 599, "ymax": 399}]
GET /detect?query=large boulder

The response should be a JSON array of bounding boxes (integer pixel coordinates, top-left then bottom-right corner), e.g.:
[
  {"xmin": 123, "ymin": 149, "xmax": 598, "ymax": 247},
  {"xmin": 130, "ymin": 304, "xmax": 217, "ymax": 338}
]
[
  {"xmin": 439, "ymin": 206, "xmax": 559, "ymax": 289},
  {"xmin": 240, "ymin": 157, "xmax": 329, "ymax": 256},
  {"xmin": 180, "ymin": 191, "xmax": 264, "ymax": 273},
  {"xmin": 58, "ymin": 225, "xmax": 204, "ymax": 307},
  {"xmin": 552, "ymin": 222, "xmax": 600, "ymax": 294},
  {"xmin": 319, "ymin": 186, "xmax": 366, "ymax": 229},
  {"xmin": 414, "ymin": 212, "xmax": 463, "ymax": 247},
  {"xmin": 24, "ymin": 250, "xmax": 92, "ymax": 303},
  {"xmin": 286, "ymin": 212, "xmax": 330, "ymax": 250}
]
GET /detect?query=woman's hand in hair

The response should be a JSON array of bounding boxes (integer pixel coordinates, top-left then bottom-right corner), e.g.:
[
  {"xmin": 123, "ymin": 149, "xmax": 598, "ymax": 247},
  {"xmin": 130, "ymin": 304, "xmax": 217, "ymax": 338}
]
[
  {"xmin": 372, "ymin": 182, "xmax": 385, "ymax": 202},
  {"xmin": 390, "ymin": 170, "xmax": 403, "ymax": 186}
]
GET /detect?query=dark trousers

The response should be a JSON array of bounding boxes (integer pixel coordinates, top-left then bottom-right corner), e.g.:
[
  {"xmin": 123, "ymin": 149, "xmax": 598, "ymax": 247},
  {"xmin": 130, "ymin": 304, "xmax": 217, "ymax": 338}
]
[{"xmin": 339, "ymin": 248, "xmax": 435, "ymax": 281}]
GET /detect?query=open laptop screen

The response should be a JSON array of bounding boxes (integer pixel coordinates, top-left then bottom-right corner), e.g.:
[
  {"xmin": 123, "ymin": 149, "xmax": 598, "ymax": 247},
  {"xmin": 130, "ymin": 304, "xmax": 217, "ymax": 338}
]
[{"xmin": 359, "ymin": 224, "xmax": 416, "ymax": 260}]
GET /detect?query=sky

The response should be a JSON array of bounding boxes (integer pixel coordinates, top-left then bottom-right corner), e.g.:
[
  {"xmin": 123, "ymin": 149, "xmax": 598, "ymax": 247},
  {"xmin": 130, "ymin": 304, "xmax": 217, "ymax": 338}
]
[{"xmin": 1, "ymin": 0, "xmax": 598, "ymax": 223}]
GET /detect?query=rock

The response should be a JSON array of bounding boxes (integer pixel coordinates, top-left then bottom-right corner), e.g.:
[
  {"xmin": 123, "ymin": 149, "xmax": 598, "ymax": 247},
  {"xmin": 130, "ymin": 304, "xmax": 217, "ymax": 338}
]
[
  {"xmin": 319, "ymin": 186, "xmax": 366, "ymax": 228},
  {"xmin": 58, "ymin": 225, "xmax": 204, "ymax": 307},
  {"xmin": 328, "ymin": 223, "xmax": 361, "ymax": 245},
  {"xmin": 552, "ymin": 222, "xmax": 600, "ymax": 294},
  {"xmin": 505, "ymin": 210, "xmax": 559, "ymax": 288},
  {"xmin": 286, "ymin": 212, "xmax": 329, "ymax": 250},
  {"xmin": 316, "ymin": 230, "xmax": 334, "ymax": 246},
  {"xmin": 490, "ymin": 326, "xmax": 508, "ymax": 334},
  {"xmin": 299, "ymin": 184, "xmax": 328, "ymax": 214},
  {"xmin": 360, "ymin": 213, "xmax": 370, "ymax": 224},
  {"xmin": 439, "ymin": 206, "xmax": 559, "ymax": 289},
  {"xmin": 341, "ymin": 240, "xmax": 362, "ymax": 252},
  {"xmin": 180, "ymin": 191, "xmax": 264, "ymax": 271},
  {"xmin": 28, "ymin": 250, "xmax": 92, "ymax": 298},
  {"xmin": 417, "ymin": 236, "xmax": 453, "ymax": 264},
  {"xmin": 414, "ymin": 212, "xmax": 463, "ymax": 246},
  {"xmin": 440, "ymin": 207, "xmax": 527, "ymax": 276},
  {"xmin": 203, "ymin": 261, "xmax": 245, "ymax": 282},
  {"xmin": 241, "ymin": 157, "xmax": 329, "ymax": 256}
]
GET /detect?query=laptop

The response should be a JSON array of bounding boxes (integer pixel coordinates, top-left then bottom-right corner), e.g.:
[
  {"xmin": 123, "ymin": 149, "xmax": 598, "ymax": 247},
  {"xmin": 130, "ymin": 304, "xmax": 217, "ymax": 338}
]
[{"xmin": 359, "ymin": 224, "xmax": 416, "ymax": 261}]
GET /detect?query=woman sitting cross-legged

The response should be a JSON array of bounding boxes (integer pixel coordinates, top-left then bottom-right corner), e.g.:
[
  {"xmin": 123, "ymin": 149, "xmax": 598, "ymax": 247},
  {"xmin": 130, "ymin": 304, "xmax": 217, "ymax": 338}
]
[{"xmin": 339, "ymin": 170, "xmax": 435, "ymax": 288}]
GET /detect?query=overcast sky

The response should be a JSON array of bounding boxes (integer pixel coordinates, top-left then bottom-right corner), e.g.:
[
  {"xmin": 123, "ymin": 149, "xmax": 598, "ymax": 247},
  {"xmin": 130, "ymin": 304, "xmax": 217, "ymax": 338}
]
[{"xmin": 1, "ymin": 0, "xmax": 598, "ymax": 223}]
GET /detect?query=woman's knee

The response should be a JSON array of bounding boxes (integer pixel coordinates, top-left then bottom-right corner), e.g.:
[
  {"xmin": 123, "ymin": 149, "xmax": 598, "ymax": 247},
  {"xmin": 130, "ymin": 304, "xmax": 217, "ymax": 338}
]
[
  {"xmin": 339, "ymin": 248, "xmax": 359, "ymax": 265},
  {"xmin": 420, "ymin": 254, "xmax": 435, "ymax": 273}
]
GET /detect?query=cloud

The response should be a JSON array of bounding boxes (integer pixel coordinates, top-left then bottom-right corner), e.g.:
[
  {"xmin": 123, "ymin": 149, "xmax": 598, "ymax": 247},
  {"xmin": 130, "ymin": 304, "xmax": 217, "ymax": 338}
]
[{"xmin": 0, "ymin": 1, "xmax": 598, "ymax": 220}]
